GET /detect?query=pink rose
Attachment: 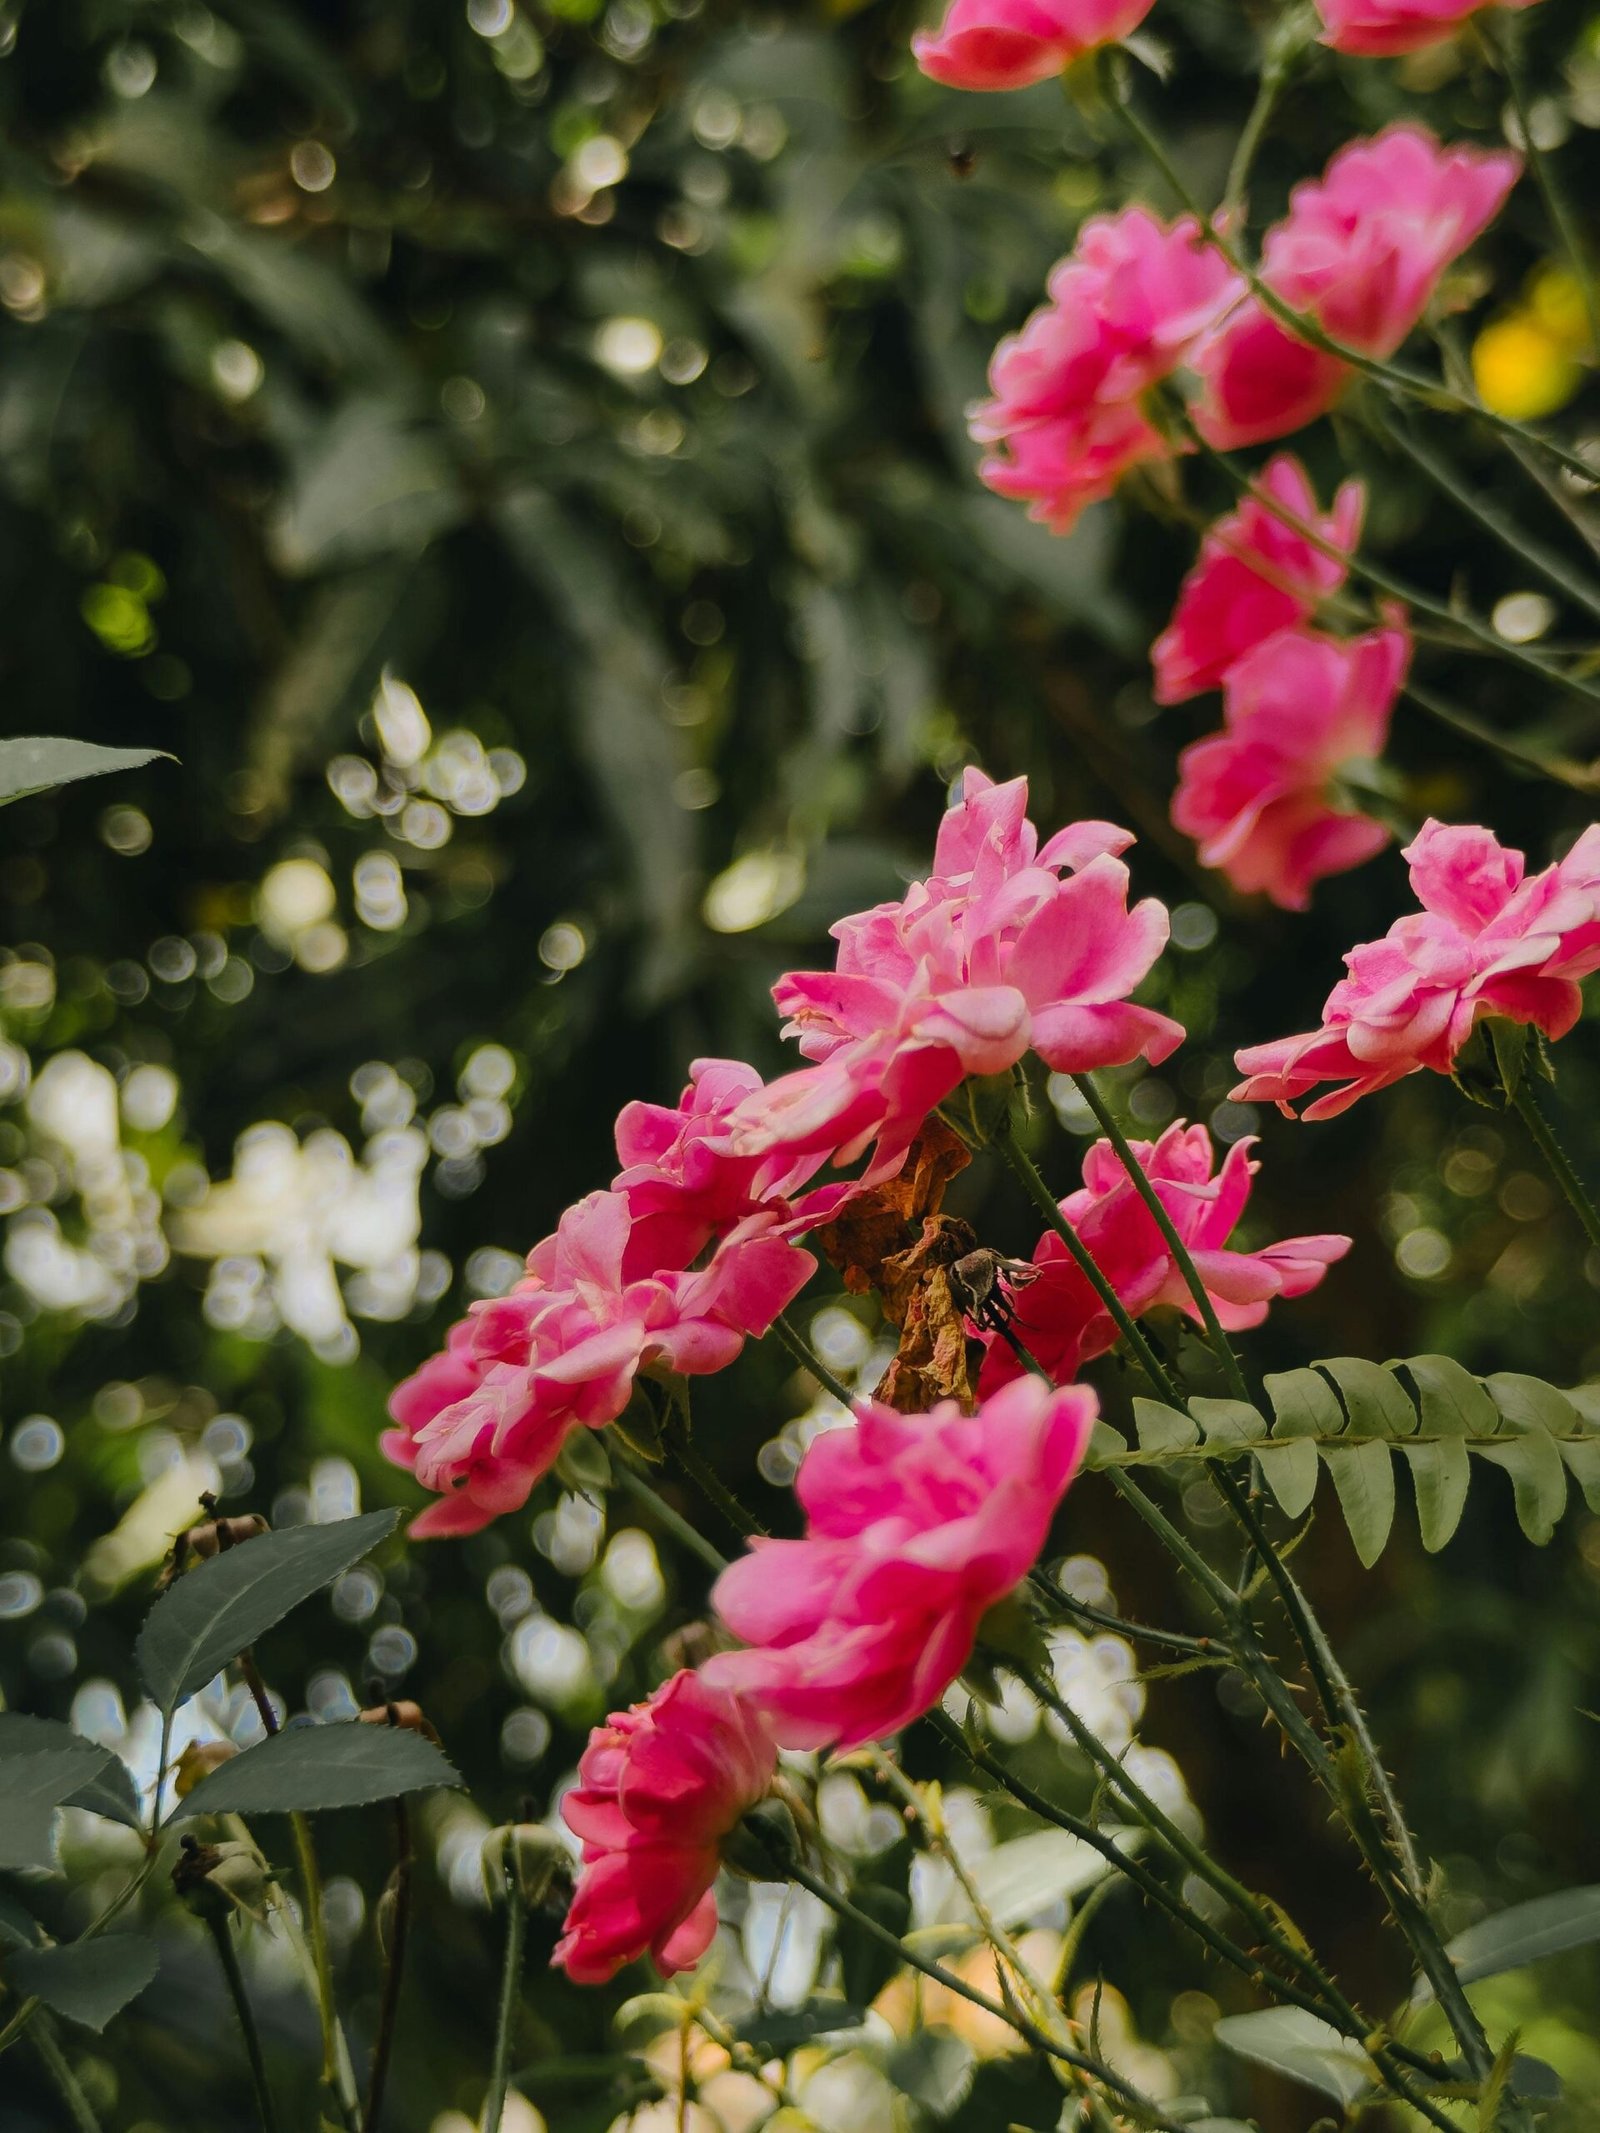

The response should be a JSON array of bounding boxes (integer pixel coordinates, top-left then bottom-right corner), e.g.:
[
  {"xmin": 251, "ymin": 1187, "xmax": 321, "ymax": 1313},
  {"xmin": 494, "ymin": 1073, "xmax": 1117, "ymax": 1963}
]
[
  {"xmin": 729, "ymin": 768, "xmax": 1183, "ymax": 1186},
  {"xmin": 1233, "ymin": 820, "xmax": 1600, "ymax": 1118},
  {"xmin": 1152, "ymin": 455, "xmax": 1366, "ymax": 704},
  {"xmin": 1172, "ymin": 625, "xmax": 1407, "ymax": 911},
  {"xmin": 555, "ymin": 1671, "xmax": 777, "ymax": 1985},
  {"xmin": 913, "ymin": 0, "xmax": 1158, "ymax": 89},
  {"xmin": 383, "ymin": 1193, "xmax": 813, "ymax": 1537},
  {"xmin": 973, "ymin": 209, "xmax": 1244, "ymax": 530},
  {"xmin": 1315, "ymin": 0, "xmax": 1541, "ymax": 56},
  {"xmin": 1193, "ymin": 126, "xmax": 1520, "ymax": 448},
  {"xmin": 976, "ymin": 1123, "xmax": 1350, "ymax": 1392},
  {"xmin": 704, "ymin": 1378, "xmax": 1097, "ymax": 1748}
]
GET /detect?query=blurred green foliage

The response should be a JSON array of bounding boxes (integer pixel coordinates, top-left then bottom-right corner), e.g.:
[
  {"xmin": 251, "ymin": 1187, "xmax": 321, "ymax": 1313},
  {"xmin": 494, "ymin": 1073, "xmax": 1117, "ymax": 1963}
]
[{"xmin": 3, "ymin": 0, "xmax": 1600, "ymax": 2126}]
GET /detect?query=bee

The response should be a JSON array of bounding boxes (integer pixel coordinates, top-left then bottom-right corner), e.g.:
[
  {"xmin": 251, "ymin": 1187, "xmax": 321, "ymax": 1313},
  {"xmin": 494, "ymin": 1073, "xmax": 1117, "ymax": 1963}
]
[
  {"xmin": 948, "ymin": 1247, "xmax": 1038, "ymax": 1334},
  {"xmin": 948, "ymin": 141, "xmax": 978, "ymax": 180}
]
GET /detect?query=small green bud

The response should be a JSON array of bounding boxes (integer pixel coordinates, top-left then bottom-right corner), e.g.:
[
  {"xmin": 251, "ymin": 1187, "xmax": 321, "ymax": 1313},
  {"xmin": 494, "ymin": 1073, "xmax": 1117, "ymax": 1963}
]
[
  {"xmin": 723, "ymin": 1795, "xmax": 799, "ymax": 1881},
  {"xmin": 481, "ymin": 1821, "xmax": 571, "ymax": 1912}
]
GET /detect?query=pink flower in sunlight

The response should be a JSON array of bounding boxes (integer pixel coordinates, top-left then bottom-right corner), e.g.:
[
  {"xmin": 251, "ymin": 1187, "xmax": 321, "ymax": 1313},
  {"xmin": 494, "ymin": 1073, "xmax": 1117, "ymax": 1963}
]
[
  {"xmin": 382, "ymin": 1193, "xmax": 813, "ymax": 1537},
  {"xmin": 704, "ymin": 1377, "xmax": 1096, "ymax": 1748},
  {"xmin": 1192, "ymin": 127, "xmax": 1520, "ymax": 448},
  {"xmin": 973, "ymin": 209, "xmax": 1244, "ymax": 530},
  {"xmin": 1314, "ymin": 0, "xmax": 1542, "ymax": 56},
  {"xmin": 913, "ymin": 0, "xmax": 1156, "ymax": 88},
  {"xmin": 977, "ymin": 1123, "xmax": 1350, "ymax": 1392},
  {"xmin": 1172, "ymin": 625, "xmax": 1407, "ymax": 911},
  {"xmin": 729, "ymin": 768, "xmax": 1184, "ymax": 1187},
  {"xmin": 1232, "ymin": 820, "xmax": 1600, "ymax": 1118},
  {"xmin": 554, "ymin": 1672, "xmax": 777, "ymax": 1985},
  {"xmin": 1152, "ymin": 455, "xmax": 1365, "ymax": 704}
]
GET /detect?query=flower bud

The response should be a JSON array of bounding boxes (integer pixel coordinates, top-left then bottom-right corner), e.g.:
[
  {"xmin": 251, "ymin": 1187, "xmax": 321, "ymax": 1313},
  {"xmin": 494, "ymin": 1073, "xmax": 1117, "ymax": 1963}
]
[
  {"xmin": 172, "ymin": 1739, "xmax": 240, "ymax": 1798},
  {"xmin": 171, "ymin": 1835, "xmax": 270, "ymax": 1922},
  {"xmin": 159, "ymin": 1511, "xmax": 269, "ymax": 1587}
]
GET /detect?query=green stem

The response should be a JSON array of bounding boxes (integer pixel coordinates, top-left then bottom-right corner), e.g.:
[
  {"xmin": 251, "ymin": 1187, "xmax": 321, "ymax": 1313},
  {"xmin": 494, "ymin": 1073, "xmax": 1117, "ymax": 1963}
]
[
  {"xmin": 1401, "ymin": 678, "xmax": 1595, "ymax": 791},
  {"xmin": 773, "ymin": 1311, "xmax": 856, "ymax": 1408},
  {"xmin": 610, "ymin": 1454, "xmax": 730, "ymax": 1576},
  {"xmin": 1487, "ymin": 14, "xmax": 1600, "ymax": 360},
  {"xmin": 1222, "ymin": 56, "xmax": 1289, "ymax": 218},
  {"xmin": 207, "ymin": 1913, "xmax": 279, "ymax": 2133},
  {"xmin": 779, "ymin": 1855, "xmax": 1186, "ymax": 2131},
  {"xmin": 32, "ymin": 2014, "xmax": 103, "ymax": 2133},
  {"xmin": 291, "ymin": 1810, "xmax": 357, "ymax": 2126},
  {"xmin": 364, "ymin": 1801, "xmax": 412, "ymax": 2133},
  {"xmin": 481, "ymin": 1876, "xmax": 527, "ymax": 2133},
  {"xmin": 1369, "ymin": 399, "xmax": 1600, "ymax": 628},
  {"xmin": 1511, "ymin": 1076, "xmax": 1600, "ymax": 1248},
  {"xmin": 991, "ymin": 1111, "xmax": 1183, "ymax": 1402},
  {"xmin": 1069, "ymin": 1074, "xmax": 1252, "ymax": 1404},
  {"xmin": 661, "ymin": 1389, "xmax": 765, "ymax": 1541}
]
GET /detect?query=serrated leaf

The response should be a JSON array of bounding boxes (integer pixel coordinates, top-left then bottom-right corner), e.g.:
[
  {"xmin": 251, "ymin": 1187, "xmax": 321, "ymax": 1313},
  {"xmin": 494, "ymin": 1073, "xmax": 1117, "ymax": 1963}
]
[
  {"xmin": 0, "ymin": 737, "xmax": 171, "ymax": 807},
  {"xmin": 1443, "ymin": 1884, "xmax": 1600, "ymax": 1986},
  {"xmin": 1319, "ymin": 1358, "xmax": 1416, "ymax": 1438},
  {"xmin": 4, "ymin": 1935, "xmax": 159, "ymax": 2030},
  {"xmin": 171, "ymin": 1719, "xmax": 460, "ymax": 1818},
  {"xmin": 0, "ymin": 1888, "xmax": 40, "ymax": 1945},
  {"xmin": 1403, "ymin": 1438, "xmax": 1472, "ymax": 1553},
  {"xmin": 0, "ymin": 1742, "xmax": 114, "ymax": 1871},
  {"xmin": 1256, "ymin": 1439, "xmax": 1320, "ymax": 1519},
  {"xmin": 1404, "ymin": 1354, "xmax": 1497, "ymax": 1438},
  {"xmin": 136, "ymin": 1508, "xmax": 400, "ymax": 1713},
  {"xmin": 1212, "ymin": 2007, "xmax": 1373, "ymax": 2105},
  {"xmin": 1320, "ymin": 1440, "xmax": 1395, "ymax": 1566},
  {"xmin": 1189, "ymin": 1398, "xmax": 1266, "ymax": 1448},
  {"xmin": 1476, "ymin": 1428, "xmax": 1568, "ymax": 1544},
  {"xmin": 1131, "ymin": 1399, "xmax": 1197, "ymax": 1454},
  {"xmin": 1264, "ymin": 1367, "xmax": 1346, "ymax": 1439}
]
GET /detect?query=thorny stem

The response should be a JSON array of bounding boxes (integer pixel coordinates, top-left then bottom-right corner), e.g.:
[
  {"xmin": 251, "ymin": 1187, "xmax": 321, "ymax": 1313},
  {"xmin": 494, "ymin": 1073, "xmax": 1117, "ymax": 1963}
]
[
  {"xmin": 1511, "ymin": 1075, "xmax": 1600, "ymax": 1249},
  {"xmin": 1069, "ymin": 1074, "xmax": 1252, "ymax": 1405},
  {"xmin": 1028, "ymin": 1569, "xmax": 1223, "ymax": 1659},
  {"xmin": 992, "ymin": 1111, "xmax": 1184, "ymax": 1403},
  {"xmin": 774, "ymin": 1311, "xmax": 857, "ymax": 1409},
  {"xmin": 661, "ymin": 1388, "xmax": 766, "ymax": 1541},
  {"xmin": 611, "ymin": 1454, "xmax": 731, "ymax": 1576},
  {"xmin": 481, "ymin": 1867, "xmax": 527, "ymax": 2133},
  {"xmin": 364, "ymin": 1798, "xmax": 413, "ymax": 2133},
  {"xmin": 207, "ymin": 1911, "xmax": 279, "ymax": 2133},
  {"xmin": 32, "ymin": 2014, "xmax": 103, "ymax": 2133},
  {"xmin": 778, "ymin": 1855, "xmax": 1188, "ymax": 2131}
]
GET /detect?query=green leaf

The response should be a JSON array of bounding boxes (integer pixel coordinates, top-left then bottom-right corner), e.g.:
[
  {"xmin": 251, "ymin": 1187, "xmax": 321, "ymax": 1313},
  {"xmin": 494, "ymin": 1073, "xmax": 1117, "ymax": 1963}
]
[
  {"xmin": 967, "ymin": 1827, "xmax": 1134, "ymax": 1930},
  {"xmin": 1189, "ymin": 1398, "xmax": 1266, "ymax": 1449},
  {"xmin": 0, "ymin": 1721, "xmax": 116, "ymax": 1871},
  {"xmin": 171, "ymin": 1719, "xmax": 460, "ymax": 1818},
  {"xmin": 0, "ymin": 1716, "xmax": 142, "ymax": 1834},
  {"xmin": 1402, "ymin": 1438, "xmax": 1472, "ymax": 1553},
  {"xmin": 136, "ymin": 1508, "xmax": 400, "ymax": 1713},
  {"xmin": 1256, "ymin": 1438, "xmax": 1320, "ymax": 1520},
  {"xmin": 887, "ymin": 2029, "xmax": 974, "ymax": 2118},
  {"xmin": 1131, "ymin": 1399, "xmax": 1198, "ymax": 1454},
  {"xmin": 732, "ymin": 1997, "xmax": 866, "ymax": 2055},
  {"xmin": 1318, "ymin": 1357, "xmax": 1416, "ymax": 1438},
  {"xmin": 1487, "ymin": 1017, "xmax": 1529, "ymax": 1100},
  {"xmin": 0, "ymin": 737, "xmax": 171, "ymax": 807},
  {"xmin": 65, "ymin": 1755, "xmax": 144, "ymax": 1832},
  {"xmin": 1212, "ymin": 2007, "xmax": 1373, "ymax": 2105},
  {"xmin": 1475, "ymin": 1427, "xmax": 1568, "ymax": 1544},
  {"xmin": 837, "ymin": 1842, "xmax": 912, "ymax": 2010},
  {"xmin": 1485, "ymin": 1371, "xmax": 1580, "ymax": 1438},
  {"xmin": 0, "ymin": 1887, "xmax": 40, "ymax": 1945},
  {"xmin": 1320, "ymin": 1439, "xmax": 1396, "ymax": 1567},
  {"xmin": 1404, "ymin": 1354, "xmax": 1498, "ymax": 1438},
  {"xmin": 4, "ymin": 1935, "xmax": 159, "ymax": 2030},
  {"xmin": 1443, "ymin": 1884, "xmax": 1600, "ymax": 1986},
  {"xmin": 1263, "ymin": 1367, "xmax": 1346, "ymax": 1438}
]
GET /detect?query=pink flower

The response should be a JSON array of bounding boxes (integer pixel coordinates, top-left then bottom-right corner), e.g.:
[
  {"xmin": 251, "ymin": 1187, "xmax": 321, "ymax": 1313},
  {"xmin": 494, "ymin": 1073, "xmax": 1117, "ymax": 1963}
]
[
  {"xmin": 976, "ymin": 1124, "xmax": 1350, "ymax": 1392},
  {"xmin": 1193, "ymin": 126, "xmax": 1520, "ymax": 448},
  {"xmin": 973, "ymin": 210, "xmax": 1244, "ymax": 530},
  {"xmin": 913, "ymin": 0, "xmax": 1157, "ymax": 90},
  {"xmin": 1314, "ymin": 0, "xmax": 1541, "ymax": 56},
  {"xmin": 1232, "ymin": 819, "xmax": 1600, "ymax": 1118},
  {"xmin": 554, "ymin": 1671, "xmax": 777, "ymax": 1985},
  {"xmin": 1172, "ymin": 625, "xmax": 1407, "ymax": 911},
  {"xmin": 383, "ymin": 1193, "xmax": 813, "ymax": 1537},
  {"xmin": 704, "ymin": 1378, "xmax": 1096, "ymax": 1748},
  {"xmin": 730, "ymin": 768, "xmax": 1184, "ymax": 1186},
  {"xmin": 1152, "ymin": 455, "xmax": 1365, "ymax": 704}
]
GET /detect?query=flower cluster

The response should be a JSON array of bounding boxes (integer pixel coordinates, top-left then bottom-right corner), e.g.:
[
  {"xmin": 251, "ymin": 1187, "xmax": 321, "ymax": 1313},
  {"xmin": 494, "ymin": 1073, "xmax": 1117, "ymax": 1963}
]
[{"xmin": 1235, "ymin": 820, "xmax": 1600, "ymax": 1116}]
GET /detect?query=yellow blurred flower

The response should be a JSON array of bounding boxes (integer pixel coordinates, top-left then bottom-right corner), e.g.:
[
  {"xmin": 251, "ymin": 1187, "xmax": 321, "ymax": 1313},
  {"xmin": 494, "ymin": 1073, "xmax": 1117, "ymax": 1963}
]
[{"xmin": 1472, "ymin": 263, "xmax": 1593, "ymax": 420}]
